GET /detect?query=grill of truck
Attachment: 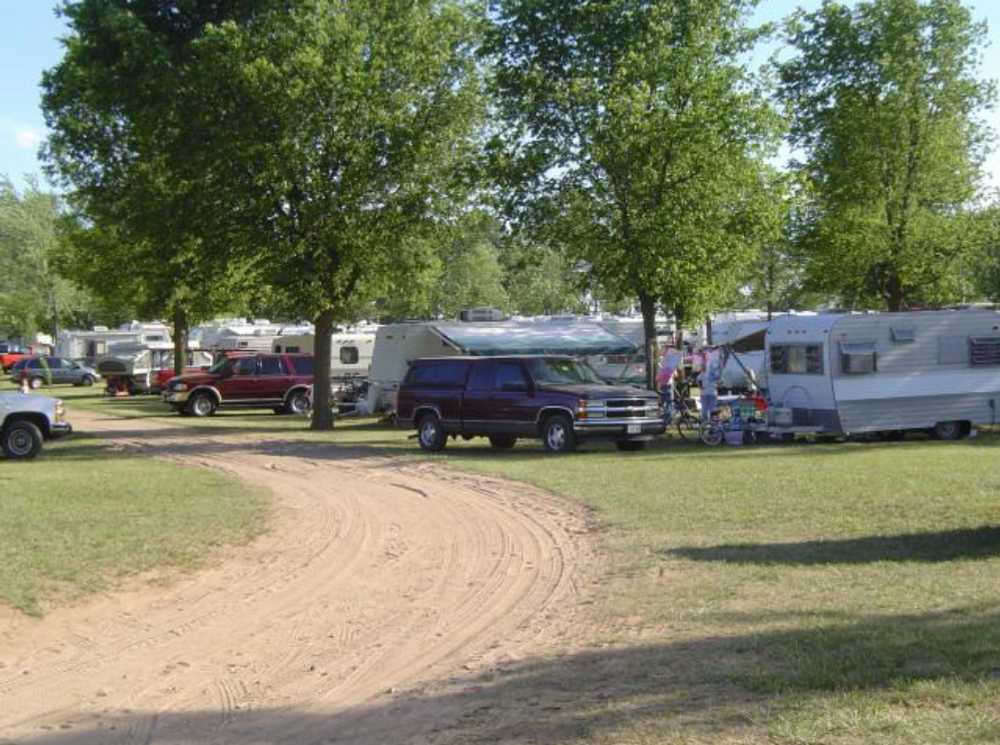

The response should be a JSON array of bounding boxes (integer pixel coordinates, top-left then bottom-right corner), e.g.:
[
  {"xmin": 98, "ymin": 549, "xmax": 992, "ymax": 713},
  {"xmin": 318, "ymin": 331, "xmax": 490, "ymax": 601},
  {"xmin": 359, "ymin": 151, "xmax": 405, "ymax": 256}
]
[{"xmin": 604, "ymin": 399, "xmax": 655, "ymax": 418}]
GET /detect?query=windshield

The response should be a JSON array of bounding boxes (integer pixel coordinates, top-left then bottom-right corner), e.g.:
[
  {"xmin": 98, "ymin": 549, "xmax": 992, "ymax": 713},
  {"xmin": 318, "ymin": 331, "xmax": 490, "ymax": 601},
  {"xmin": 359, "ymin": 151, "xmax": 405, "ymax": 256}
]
[
  {"xmin": 208, "ymin": 358, "xmax": 233, "ymax": 375},
  {"xmin": 526, "ymin": 358, "xmax": 606, "ymax": 386}
]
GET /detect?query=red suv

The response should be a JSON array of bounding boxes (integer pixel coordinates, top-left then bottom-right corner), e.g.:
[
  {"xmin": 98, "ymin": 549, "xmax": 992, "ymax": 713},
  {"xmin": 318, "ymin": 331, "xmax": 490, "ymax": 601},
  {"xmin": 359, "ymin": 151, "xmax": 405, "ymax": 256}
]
[{"xmin": 162, "ymin": 353, "xmax": 314, "ymax": 417}]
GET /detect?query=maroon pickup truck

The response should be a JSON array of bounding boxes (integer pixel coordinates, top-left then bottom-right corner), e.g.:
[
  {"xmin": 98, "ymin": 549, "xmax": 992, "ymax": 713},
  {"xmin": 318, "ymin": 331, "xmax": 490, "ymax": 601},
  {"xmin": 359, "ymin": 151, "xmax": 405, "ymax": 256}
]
[
  {"xmin": 162, "ymin": 352, "xmax": 314, "ymax": 417},
  {"xmin": 396, "ymin": 355, "xmax": 665, "ymax": 453}
]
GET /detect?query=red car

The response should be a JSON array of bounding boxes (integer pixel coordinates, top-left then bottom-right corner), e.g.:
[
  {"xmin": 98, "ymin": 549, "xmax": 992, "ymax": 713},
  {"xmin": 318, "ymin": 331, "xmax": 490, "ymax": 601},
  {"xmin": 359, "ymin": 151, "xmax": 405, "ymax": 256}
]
[
  {"xmin": 0, "ymin": 344, "xmax": 30, "ymax": 372},
  {"xmin": 162, "ymin": 352, "xmax": 314, "ymax": 416}
]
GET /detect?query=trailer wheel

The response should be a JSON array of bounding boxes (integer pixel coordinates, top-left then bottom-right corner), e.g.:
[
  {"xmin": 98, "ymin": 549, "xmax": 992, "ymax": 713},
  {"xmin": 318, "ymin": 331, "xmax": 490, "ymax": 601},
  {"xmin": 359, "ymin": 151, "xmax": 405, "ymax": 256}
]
[
  {"xmin": 932, "ymin": 420, "xmax": 965, "ymax": 441},
  {"xmin": 417, "ymin": 413, "xmax": 447, "ymax": 452},
  {"xmin": 2, "ymin": 420, "xmax": 44, "ymax": 459}
]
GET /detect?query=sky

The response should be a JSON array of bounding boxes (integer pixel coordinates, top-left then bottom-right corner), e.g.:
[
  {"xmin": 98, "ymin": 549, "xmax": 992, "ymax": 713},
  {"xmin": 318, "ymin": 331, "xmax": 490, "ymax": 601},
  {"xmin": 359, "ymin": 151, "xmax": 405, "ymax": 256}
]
[{"xmin": 2, "ymin": 1, "xmax": 1000, "ymax": 191}]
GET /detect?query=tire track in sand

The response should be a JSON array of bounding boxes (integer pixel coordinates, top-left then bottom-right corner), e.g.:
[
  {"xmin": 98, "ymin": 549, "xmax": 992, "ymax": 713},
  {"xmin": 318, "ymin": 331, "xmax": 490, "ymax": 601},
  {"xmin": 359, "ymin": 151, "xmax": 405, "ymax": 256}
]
[{"xmin": 0, "ymin": 410, "xmax": 599, "ymax": 744}]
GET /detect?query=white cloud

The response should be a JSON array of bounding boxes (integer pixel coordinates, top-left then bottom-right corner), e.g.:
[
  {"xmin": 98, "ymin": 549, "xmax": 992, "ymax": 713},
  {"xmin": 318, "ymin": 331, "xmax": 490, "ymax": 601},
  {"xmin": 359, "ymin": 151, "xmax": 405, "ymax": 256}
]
[{"xmin": 14, "ymin": 127, "xmax": 43, "ymax": 150}]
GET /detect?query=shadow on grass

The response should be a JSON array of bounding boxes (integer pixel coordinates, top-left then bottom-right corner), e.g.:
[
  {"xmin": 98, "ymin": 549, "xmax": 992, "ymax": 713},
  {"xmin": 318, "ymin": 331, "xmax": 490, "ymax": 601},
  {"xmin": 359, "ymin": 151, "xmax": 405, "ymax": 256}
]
[
  {"xmin": 17, "ymin": 605, "xmax": 1000, "ymax": 744},
  {"xmin": 665, "ymin": 526, "xmax": 1000, "ymax": 565}
]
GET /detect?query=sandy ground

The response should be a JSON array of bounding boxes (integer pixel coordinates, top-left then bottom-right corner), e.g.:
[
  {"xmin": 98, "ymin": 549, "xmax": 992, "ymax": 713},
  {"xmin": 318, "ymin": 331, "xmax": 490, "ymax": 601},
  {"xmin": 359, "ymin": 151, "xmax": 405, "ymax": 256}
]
[{"xmin": 0, "ymin": 410, "xmax": 600, "ymax": 745}]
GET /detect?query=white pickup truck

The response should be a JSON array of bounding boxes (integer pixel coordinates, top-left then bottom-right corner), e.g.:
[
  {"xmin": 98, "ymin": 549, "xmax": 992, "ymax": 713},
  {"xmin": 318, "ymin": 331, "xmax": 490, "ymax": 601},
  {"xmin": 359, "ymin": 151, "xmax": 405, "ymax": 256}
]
[{"xmin": 0, "ymin": 392, "xmax": 72, "ymax": 459}]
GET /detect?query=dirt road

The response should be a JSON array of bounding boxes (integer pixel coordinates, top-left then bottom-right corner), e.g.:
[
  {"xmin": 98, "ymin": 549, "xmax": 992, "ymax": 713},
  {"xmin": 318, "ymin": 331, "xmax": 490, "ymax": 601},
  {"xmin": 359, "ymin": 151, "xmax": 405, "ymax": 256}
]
[{"xmin": 0, "ymin": 411, "xmax": 598, "ymax": 744}]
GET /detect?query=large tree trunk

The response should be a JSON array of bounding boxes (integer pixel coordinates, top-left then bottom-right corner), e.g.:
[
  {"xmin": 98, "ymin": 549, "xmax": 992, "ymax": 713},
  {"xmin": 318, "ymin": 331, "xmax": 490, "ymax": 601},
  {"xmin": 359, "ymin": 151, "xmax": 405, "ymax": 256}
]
[
  {"xmin": 172, "ymin": 305, "xmax": 188, "ymax": 377},
  {"xmin": 886, "ymin": 271, "xmax": 904, "ymax": 312},
  {"xmin": 639, "ymin": 292, "xmax": 658, "ymax": 390},
  {"xmin": 311, "ymin": 309, "xmax": 336, "ymax": 431}
]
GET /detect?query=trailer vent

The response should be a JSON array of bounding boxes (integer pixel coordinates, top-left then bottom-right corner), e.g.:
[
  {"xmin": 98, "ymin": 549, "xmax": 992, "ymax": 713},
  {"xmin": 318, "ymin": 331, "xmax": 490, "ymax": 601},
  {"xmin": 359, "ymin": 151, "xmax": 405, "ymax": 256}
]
[{"xmin": 970, "ymin": 337, "xmax": 1000, "ymax": 366}]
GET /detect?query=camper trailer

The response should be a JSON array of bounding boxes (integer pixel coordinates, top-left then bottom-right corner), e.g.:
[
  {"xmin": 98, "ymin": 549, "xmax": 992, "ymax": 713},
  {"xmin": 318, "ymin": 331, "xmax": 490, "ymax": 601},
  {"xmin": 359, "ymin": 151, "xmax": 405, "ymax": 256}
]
[
  {"xmin": 272, "ymin": 330, "xmax": 376, "ymax": 379},
  {"xmin": 764, "ymin": 309, "xmax": 1000, "ymax": 438},
  {"xmin": 95, "ymin": 342, "xmax": 214, "ymax": 394},
  {"xmin": 190, "ymin": 319, "xmax": 310, "ymax": 353},
  {"xmin": 363, "ymin": 319, "xmax": 637, "ymax": 415},
  {"xmin": 57, "ymin": 323, "xmax": 171, "ymax": 364}
]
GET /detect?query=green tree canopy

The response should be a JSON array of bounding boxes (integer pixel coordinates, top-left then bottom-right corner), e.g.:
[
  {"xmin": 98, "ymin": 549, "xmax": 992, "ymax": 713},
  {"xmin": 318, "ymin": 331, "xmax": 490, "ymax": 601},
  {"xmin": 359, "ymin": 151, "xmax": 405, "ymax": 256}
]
[
  {"xmin": 161, "ymin": 0, "xmax": 484, "ymax": 427},
  {"xmin": 779, "ymin": 0, "xmax": 995, "ymax": 311},
  {"xmin": 0, "ymin": 177, "xmax": 102, "ymax": 341},
  {"xmin": 487, "ymin": 0, "xmax": 782, "ymax": 385}
]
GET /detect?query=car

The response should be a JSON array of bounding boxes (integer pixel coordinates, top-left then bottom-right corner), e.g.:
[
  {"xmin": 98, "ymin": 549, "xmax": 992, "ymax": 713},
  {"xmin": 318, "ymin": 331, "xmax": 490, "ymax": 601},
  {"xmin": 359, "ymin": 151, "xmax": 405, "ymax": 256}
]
[
  {"xmin": 9, "ymin": 357, "xmax": 101, "ymax": 389},
  {"xmin": 396, "ymin": 355, "xmax": 666, "ymax": 453},
  {"xmin": 0, "ymin": 343, "xmax": 29, "ymax": 372},
  {"xmin": 162, "ymin": 352, "xmax": 314, "ymax": 417},
  {"xmin": 0, "ymin": 391, "xmax": 72, "ymax": 459}
]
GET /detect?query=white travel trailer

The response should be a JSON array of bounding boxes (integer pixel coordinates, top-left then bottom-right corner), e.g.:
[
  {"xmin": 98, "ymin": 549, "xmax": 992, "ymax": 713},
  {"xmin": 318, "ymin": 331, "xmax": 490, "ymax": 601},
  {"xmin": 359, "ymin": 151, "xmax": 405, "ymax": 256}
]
[
  {"xmin": 57, "ymin": 322, "xmax": 171, "ymax": 363},
  {"xmin": 190, "ymin": 319, "xmax": 307, "ymax": 353},
  {"xmin": 362, "ymin": 319, "xmax": 637, "ymax": 415},
  {"xmin": 272, "ymin": 331, "xmax": 376, "ymax": 378},
  {"xmin": 765, "ymin": 309, "xmax": 1000, "ymax": 438}
]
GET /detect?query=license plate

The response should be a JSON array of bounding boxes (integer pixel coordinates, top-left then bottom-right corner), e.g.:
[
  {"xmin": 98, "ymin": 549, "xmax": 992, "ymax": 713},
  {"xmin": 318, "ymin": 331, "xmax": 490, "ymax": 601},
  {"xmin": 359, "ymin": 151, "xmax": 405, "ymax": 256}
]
[{"xmin": 627, "ymin": 423, "xmax": 641, "ymax": 434}]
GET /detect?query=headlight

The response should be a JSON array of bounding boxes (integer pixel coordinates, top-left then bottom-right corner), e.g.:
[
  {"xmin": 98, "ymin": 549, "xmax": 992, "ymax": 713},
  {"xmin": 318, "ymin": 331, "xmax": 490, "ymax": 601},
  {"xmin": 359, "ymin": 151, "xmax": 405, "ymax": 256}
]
[
  {"xmin": 171, "ymin": 382, "xmax": 188, "ymax": 392},
  {"xmin": 576, "ymin": 399, "xmax": 605, "ymax": 419},
  {"xmin": 54, "ymin": 401, "xmax": 66, "ymax": 422}
]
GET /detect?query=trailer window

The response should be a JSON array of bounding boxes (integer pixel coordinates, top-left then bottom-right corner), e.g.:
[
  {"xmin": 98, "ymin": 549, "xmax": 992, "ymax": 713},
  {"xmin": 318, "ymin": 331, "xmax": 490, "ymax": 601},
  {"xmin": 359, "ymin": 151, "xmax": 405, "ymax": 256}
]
[
  {"xmin": 841, "ymin": 342, "xmax": 877, "ymax": 374},
  {"xmin": 284, "ymin": 346, "xmax": 300, "ymax": 354},
  {"xmin": 890, "ymin": 327, "xmax": 915, "ymax": 343},
  {"xmin": 340, "ymin": 346, "xmax": 359, "ymax": 365},
  {"xmin": 770, "ymin": 344, "xmax": 823, "ymax": 375},
  {"xmin": 970, "ymin": 337, "xmax": 1000, "ymax": 366}
]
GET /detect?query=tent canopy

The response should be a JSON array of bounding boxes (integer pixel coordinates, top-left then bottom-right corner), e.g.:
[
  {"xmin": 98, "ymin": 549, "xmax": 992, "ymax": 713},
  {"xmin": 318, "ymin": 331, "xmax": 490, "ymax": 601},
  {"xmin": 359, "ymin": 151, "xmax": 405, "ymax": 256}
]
[{"xmin": 431, "ymin": 322, "xmax": 637, "ymax": 357}]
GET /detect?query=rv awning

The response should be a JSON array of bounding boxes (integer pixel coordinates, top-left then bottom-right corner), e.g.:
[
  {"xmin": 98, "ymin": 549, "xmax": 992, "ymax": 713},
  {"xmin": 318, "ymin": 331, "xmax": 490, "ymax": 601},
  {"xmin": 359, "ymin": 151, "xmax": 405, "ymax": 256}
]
[{"xmin": 431, "ymin": 322, "xmax": 637, "ymax": 357}]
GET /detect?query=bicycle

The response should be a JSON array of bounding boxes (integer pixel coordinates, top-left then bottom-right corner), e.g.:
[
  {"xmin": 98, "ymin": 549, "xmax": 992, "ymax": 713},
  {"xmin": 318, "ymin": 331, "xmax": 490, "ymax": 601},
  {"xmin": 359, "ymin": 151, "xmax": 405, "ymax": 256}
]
[{"xmin": 665, "ymin": 380, "xmax": 702, "ymax": 442}]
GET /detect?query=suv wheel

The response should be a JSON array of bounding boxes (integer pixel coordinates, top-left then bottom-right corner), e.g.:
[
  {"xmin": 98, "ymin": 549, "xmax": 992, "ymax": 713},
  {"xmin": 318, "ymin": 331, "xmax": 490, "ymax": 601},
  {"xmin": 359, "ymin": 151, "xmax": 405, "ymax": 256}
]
[
  {"xmin": 29, "ymin": 377, "xmax": 43, "ymax": 390},
  {"xmin": 285, "ymin": 390, "xmax": 311, "ymax": 416},
  {"xmin": 417, "ymin": 413, "xmax": 447, "ymax": 452},
  {"xmin": 489, "ymin": 435, "xmax": 517, "ymax": 449},
  {"xmin": 2, "ymin": 420, "xmax": 43, "ymax": 459},
  {"xmin": 542, "ymin": 414, "xmax": 576, "ymax": 454},
  {"xmin": 188, "ymin": 392, "xmax": 217, "ymax": 417}
]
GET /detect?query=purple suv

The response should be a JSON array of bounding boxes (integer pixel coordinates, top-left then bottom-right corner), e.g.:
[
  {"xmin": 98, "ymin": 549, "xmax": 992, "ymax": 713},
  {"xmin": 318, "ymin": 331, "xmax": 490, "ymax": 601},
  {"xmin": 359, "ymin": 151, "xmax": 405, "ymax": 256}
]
[{"xmin": 396, "ymin": 355, "xmax": 665, "ymax": 453}]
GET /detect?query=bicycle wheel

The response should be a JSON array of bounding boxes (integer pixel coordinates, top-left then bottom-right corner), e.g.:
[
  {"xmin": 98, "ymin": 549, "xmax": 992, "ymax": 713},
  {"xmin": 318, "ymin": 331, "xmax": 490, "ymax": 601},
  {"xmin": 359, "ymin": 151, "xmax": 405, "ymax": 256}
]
[
  {"xmin": 675, "ymin": 412, "xmax": 701, "ymax": 441},
  {"xmin": 700, "ymin": 421, "xmax": 725, "ymax": 447}
]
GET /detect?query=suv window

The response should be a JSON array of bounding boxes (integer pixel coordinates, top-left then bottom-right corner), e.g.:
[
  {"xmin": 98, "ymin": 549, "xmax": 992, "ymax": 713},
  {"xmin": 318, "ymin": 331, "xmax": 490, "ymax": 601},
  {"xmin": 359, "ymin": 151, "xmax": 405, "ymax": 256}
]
[
  {"xmin": 233, "ymin": 357, "xmax": 258, "ymax": 376},
  {"xmin": 466, "ymin": 361, "xmax": 495, "ymax": 391},
  {"xmin": 406, "ymin": 361, "xmax": 468, "ymax": 387},
  {"xmin": 289, "ymin": 356, "xmax": 314, "ymax": 375},
  {"xmin": 495, "ymin": 361, "xmax": 529, "ymax": 392},
  {"xmin": 260, "ymin": 356, "xmax": 286, "ymax": 375}
]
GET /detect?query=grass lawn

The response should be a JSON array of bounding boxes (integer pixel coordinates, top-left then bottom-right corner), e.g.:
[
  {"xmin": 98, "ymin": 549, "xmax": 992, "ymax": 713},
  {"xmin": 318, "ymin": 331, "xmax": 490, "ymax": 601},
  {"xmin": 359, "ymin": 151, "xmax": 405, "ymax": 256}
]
[
  {"xmin": 0, "ymin": 423, "xmax": 267, "ymax": 616},
  {"xmin": 9, "ymin": 382, "xmax": 1000, "ymax": 742}
]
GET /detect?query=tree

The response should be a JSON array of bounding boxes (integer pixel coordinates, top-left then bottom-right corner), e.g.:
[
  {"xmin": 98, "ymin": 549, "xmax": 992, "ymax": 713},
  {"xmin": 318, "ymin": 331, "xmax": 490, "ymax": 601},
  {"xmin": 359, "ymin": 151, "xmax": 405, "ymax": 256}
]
[
  {"xmin": 779, "ymin": 0, "xmax": 995, "ymax": 311},
  {"xmin": 42, "ymin": 1, "xmax": 270, "ymax": 375},
  {"xmin": 500, "ymin": 238, "xmax": 586, "ymax": 316},
  {"xmin": 156, "ymin": 0, "xmax": 484, "ymax": 428},
  {"xmin": 0, "ymin": 177, "xmax": 100, "ymax": 341},
  {"xmin": 487, "ymin": 0, "xmax": 782, "ymax": 387}
]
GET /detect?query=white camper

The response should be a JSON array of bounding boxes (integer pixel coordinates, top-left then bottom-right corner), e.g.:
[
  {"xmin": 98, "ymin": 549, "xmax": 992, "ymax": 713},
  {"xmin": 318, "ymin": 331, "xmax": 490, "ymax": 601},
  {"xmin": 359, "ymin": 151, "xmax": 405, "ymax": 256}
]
[
  {"xmin": 57, "ymin": 322, "xmax": 171, "ymax": 363},
  {"xmin": 363, "ymin": 319, "xmax": 637, "ymax": 414},
  {"xmin": 95, "ymin": 342, "xmax": 214, "ymax": 394},
  {"xmin": 764, "ymin": 309, "xmax": 1000, "ymax": 438},
  {"xmin": 272, "ymin": 331, "xmax": 376, "ymax": 378}
]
